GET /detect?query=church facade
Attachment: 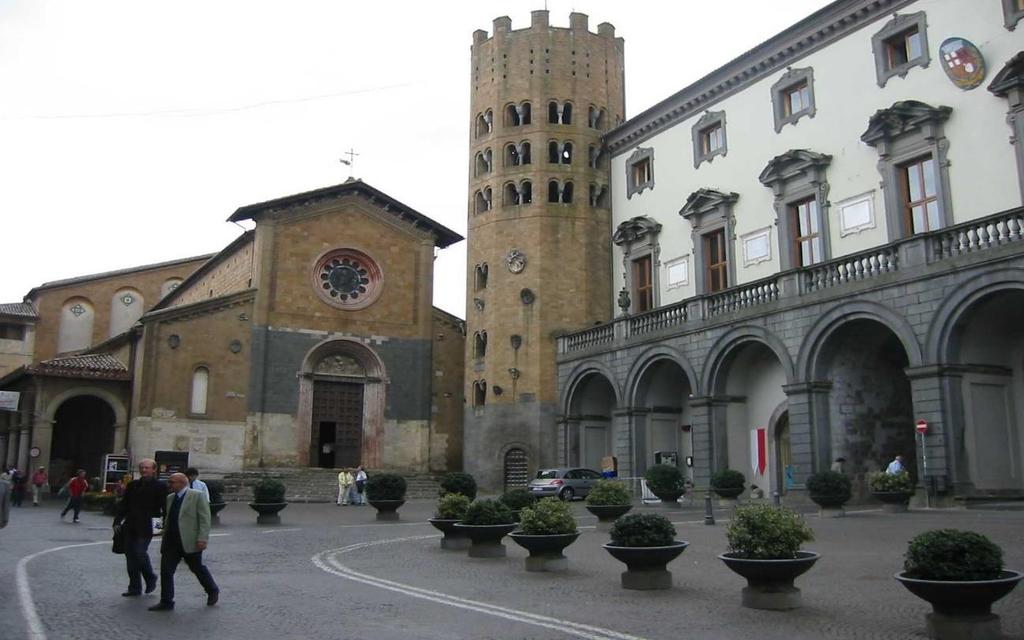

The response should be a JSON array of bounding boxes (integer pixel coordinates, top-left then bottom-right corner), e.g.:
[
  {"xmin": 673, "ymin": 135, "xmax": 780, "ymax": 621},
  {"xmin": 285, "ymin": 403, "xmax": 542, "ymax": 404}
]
[{"xmin": 0, "ymin": 180, "xmax": 464, "ymax": 481}]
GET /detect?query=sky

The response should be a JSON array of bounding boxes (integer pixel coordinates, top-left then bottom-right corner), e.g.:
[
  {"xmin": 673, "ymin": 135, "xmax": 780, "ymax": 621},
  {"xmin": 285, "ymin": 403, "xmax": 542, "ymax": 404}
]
[{"xmin": 0, "ymin": 0, "xmax": 831, "ymax": 317}]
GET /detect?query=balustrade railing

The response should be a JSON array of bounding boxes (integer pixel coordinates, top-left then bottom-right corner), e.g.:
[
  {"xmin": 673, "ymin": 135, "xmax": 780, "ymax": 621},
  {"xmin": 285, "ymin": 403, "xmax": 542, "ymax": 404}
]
[
  {"xmin": 802, "ymin": 246, "xmax": 899, "ymax": 293},
  {"xmin": 558, "ymin": 207, "xmax": 1024, "ymax": 354},
  {"xmin": 706, "ymin": 278, "xmax": 779, "ymax": 317},
  {"xmin": 930, "ymin": 209, "xmax": 1024, "ymax": 260},
  {"xmin": 628, "ymin": 303, "xmax": 687, "ymax": 336}
]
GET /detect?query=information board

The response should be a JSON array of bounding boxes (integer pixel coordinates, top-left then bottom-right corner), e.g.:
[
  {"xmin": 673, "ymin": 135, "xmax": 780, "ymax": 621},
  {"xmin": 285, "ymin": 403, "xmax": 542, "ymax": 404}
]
[{"xmin": 155, "ymin": 450, "xmax": 189, "ymax": 480}]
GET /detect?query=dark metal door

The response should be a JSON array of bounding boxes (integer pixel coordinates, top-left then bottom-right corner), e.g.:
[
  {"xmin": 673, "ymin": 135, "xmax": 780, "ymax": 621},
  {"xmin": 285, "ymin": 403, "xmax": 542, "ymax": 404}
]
[
  {"xmin": 503, "ymin": 447, "xmax": 529, "ymax": 491},
  {"xmin": 312, "ymin": 381, "xmax": 364, "ymax": 468}
]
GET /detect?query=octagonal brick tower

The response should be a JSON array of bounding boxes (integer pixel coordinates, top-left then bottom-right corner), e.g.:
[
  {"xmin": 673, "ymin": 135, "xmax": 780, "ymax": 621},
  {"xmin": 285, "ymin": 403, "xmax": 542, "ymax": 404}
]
[{"xmin": 464, "ymin": 10, "xmax": 624, "ymax": 490}]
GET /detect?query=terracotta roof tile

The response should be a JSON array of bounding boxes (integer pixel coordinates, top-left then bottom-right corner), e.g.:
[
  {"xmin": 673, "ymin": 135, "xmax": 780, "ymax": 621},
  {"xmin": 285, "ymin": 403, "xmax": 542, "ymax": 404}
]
[
  {"xmin": 0, "ymin": 303, "xmax": 37, "ymax": 318},
  {"xmin": 29, "ymin": 353, "xmax": 129, "ymax": 380}
]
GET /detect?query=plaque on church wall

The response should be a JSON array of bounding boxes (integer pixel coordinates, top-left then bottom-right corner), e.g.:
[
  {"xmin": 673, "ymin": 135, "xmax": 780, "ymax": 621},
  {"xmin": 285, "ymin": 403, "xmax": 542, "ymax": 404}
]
[
  {"xmin": 939, "ymin": 38, "xmax": 985, "ymax": 90},
  {"xmin": 505, "ymin": 249, "xmax": 527, "ymax": 274}
]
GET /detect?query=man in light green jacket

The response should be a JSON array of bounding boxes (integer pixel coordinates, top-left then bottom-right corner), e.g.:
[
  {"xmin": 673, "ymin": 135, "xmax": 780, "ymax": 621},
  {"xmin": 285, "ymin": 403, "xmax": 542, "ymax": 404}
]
[{"xmin": 149, "ymin": 473, "xmax": 219, "ymax": 611}]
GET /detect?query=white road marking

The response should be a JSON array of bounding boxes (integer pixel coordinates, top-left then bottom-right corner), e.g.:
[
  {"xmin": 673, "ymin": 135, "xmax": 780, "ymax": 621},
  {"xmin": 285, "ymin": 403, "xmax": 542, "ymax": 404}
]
[
  {"xmin": 312, "ymin": 536, "xmax": 651, "ymax": 640},
  {"xmin": 261, "ymin": 528, "xmax": 301, "ymax": 534},
  {"xmin": 17, "ymin": 540, "xmax": 108, "ymax": 640}
]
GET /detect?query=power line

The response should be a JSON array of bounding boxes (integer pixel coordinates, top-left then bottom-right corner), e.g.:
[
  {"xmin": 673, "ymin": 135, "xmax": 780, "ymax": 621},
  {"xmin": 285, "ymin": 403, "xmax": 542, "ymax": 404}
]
[{"xmin": 0, "ymin": 82, "xmax": 411, "ymax": 121}]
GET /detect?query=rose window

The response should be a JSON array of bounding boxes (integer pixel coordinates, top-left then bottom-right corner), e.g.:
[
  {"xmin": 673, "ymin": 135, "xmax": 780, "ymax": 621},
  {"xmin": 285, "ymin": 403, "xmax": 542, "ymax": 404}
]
[{"xmin": 312, "ymin": 249, "xmax": 383, "ymax": 310}]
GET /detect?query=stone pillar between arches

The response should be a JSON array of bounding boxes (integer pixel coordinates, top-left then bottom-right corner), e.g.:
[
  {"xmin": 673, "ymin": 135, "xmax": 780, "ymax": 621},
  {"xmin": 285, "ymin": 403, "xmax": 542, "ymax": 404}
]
[{"xmin": 782, "ymin": 381, "xmax": 831, "ymax": 487}]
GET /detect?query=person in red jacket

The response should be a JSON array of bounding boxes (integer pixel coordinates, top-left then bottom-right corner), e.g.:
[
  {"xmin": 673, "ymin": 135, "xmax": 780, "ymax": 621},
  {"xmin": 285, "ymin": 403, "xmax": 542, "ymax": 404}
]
[{"xmin": 61, "ymin": 470, "xmax": 89, "ymax": 523}]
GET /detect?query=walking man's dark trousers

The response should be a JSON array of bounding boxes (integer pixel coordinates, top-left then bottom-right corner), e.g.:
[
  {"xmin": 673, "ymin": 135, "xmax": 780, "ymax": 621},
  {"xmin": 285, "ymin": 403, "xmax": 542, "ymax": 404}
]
[{"xmin": 154, "ymin": 488, "xmax": 219, "ymax": 609}]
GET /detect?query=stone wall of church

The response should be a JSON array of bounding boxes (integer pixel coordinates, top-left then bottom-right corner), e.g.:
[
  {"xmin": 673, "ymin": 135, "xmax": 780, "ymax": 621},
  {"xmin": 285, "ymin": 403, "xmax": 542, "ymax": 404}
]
[
  {"xmin": 173, "ymin": 238, "xmax": 255, "ymax": 307},
  {"xmin": 430, "ymin": 310, "xmax": 465, "ymax": 472},
  {"xmin": 29, "ymin": 257, "xmax": 207, "ymax": 361}
]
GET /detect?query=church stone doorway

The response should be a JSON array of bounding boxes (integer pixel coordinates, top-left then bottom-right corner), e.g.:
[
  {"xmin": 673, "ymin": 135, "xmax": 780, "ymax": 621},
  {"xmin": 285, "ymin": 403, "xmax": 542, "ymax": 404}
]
[
  {"xmin": 312, "ymin": 380, "xmax": 364, "ymax": 469},
  {"xmin": 51, "ymin": 395, "xmax": 115, "ymax": 481}
]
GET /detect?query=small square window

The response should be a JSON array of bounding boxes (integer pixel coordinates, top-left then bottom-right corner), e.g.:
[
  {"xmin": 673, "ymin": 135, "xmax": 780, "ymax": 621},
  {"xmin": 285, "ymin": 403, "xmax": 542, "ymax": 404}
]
[
  {"xmin": 871, "ymin": 12, "xmax": 930, "ymax": 87},
  {"xmin": 771, "ymin": 68, "xmax": 815, "ymax": 132},
  {"xmin": 625, "ymin": 147, "xmax": 655, "ymax": 199},
  {"xmin": 691, "ymin": 110, "xmax": 727, "ymax": 168}
]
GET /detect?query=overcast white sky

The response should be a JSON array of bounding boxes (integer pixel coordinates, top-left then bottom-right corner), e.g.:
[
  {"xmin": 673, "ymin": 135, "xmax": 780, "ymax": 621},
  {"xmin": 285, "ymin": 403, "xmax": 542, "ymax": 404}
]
[{"xmin": 0, "ymin": 0, "xmax": 830, "ymax": 317}]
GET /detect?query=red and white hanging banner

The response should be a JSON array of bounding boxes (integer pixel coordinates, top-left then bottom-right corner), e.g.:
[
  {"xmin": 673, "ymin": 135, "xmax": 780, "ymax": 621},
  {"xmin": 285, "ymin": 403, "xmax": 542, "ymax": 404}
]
[{"xmin": 750, "ymin": 428, "xmax": 767, "ymax": 476}]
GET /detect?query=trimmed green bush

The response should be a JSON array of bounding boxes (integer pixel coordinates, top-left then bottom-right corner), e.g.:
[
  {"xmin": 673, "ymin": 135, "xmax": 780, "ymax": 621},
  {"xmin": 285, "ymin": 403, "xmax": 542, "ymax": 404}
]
[
  {"xmin": 726, "ymin": 504, "xmax": 813, "ymax": 559},
  {"xmin": 869, "ymin": 470, "xmax": 915, "ymax": 493},
  {"xmin": 499, "ymin": 487, "xmax": 535, "ymax": 511},
  {"xmin": 643, "ymin": 464, "xmax": 686, "ymax": 500},
  {"xmin": 439, "ymin": 472, "xmax": 478, "ymax": 500},
  {"xmin": 710, "ymin": 469, "xmax": 746, "ymax": 490},
  {"xmin": 609, "ymin": 513, "xmax": 677, "ymax": 547},
  {"xmin": 82, "ymin": 491, "xmax": 117, "ymax": 513},
  {"xmin": 252, "ymin": 477, "xmax": 286, "ymax": 503},
  {"xmin": 518, "ymin": 497, "xmax": 577, "ymax": 535},
  {"xmin": 462, "ymin": 499, "xmax": 514, "ymax": 525},
  {"xmin": 366, "ymin": 473, "xmax": 407, "ymax": 501},
  {"xmin": 435, "ymin": 493, "xmax": 471, "ymax": 520},
  {"xmin": 205, "ymin": 480, "xmax": 225, "ymax": 504},
  {"xmin": 904, "ymin": 529, "xmax": 1004, "ymax": 581},
  {"xmin": 585, "ymin": 480, "xmax": 632, "ymax": 506},
  {"xmin": 805, "ymin": 470, "xmax": 851, "ymax": 505}
]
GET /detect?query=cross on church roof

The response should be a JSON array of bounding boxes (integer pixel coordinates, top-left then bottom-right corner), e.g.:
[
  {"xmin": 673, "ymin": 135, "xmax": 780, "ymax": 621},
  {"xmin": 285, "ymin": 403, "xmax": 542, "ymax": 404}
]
[{"xmin": 339, "ymin": 148, "xmax": 359, "ymax": 177}]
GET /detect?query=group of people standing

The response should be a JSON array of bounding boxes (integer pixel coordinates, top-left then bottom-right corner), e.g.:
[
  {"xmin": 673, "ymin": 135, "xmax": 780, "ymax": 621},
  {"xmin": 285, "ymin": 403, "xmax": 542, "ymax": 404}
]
[
  {"xmin": 336, "ymin": 465, "xmax": 367, "ymax": 505},
  {"xmin": 1, "ymin": 465, "xmax": 51, "ymax": 507}
]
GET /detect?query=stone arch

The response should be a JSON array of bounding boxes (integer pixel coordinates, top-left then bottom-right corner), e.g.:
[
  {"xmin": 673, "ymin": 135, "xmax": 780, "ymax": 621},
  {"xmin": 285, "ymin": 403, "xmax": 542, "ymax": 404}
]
[
  {"xmin": 297, "ymin": 338, "xmax": 388, "ymax": 469},
  {"xmin": 43, "ymin": 386, "xmax": 128, "ymax": 427},
  {"xmin": 926, "ymin": 268, "xmax": 1024, "ymax": 364},
  {"xmin": 799, "ymin": 300, "xmax": 923, "ymax": 380},
  {"xmin": 702, "ymin": 325, "xmax": 794, "ymax": 395},
  {"xmin": 43, "ymin": 387, "xmax": 128, "ymax": 479},
  {"xmin": 560, "ymin": 359, "xmax": 621, "ymax": 414},
  {"xmin": 625, "ymin": 344, "xmax": 699, "ymax": 405}
]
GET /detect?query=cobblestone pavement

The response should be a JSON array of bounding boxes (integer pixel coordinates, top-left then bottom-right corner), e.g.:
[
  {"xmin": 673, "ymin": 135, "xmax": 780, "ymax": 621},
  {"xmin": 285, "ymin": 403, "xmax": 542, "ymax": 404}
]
[{"xmin": 1, "ymin": 499, "xmax": 1021, "ymax": 640}]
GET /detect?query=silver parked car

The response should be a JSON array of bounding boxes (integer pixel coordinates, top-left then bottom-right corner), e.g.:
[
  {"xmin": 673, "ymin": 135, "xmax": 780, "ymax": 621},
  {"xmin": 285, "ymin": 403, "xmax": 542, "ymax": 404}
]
[{"xmin": 528, "ymin": 467, "xmax": 604, "ymax": 501}]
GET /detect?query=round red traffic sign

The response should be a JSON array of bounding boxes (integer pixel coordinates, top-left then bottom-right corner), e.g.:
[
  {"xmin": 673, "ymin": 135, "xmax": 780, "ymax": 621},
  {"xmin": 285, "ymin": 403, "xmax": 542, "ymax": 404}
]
[{"xmin": 915, "ymin": 419, "xmax": 928, "ymax": 434}]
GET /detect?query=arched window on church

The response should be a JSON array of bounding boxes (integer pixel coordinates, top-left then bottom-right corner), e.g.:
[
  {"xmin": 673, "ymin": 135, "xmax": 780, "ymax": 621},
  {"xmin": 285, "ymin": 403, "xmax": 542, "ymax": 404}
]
[
  {"xmin": 473, "ymin": 380, "xmax": 487, "ymax": 407},
  {"xmin": 191, "ymin": 366, "xmax": 209, "ymax": 415},
  {"xmin": 474, "ymin": 149, "xmax": 492, "ymax": 177},
  {"xmin": 561, "ymin": 141, "xmax": 573, "ymax": 164},
  {"xmin": 57, "ymin": 297, "xmax": 94, "ymax": 353},
  {"xmin": 474, "ymin": 331, "xmax": 487, "ymax": 359},
  {"xmin": 475, "ymin": 109, "xmax": 493, "ymax": 137},
  {"xmin": 503, "ymin": 182, "xmax": 520, "ymax": 206},
  {"xmin": 109, "ymin": 288, "xmax": 144, "ymax": 338},
  {"xmin": 474, "ymin": 263, "xmax": 488, "ymax": 290},
  {"xmin": 505, "ymin": 141, "xmax": 532, "ymax": 167},
  {"xmin": 589, "ymin": 105, "xmax": 606, "ymax": 130},
  {"xmin": 161, "ymin": 278, "xmax": 182, "ymax": 299},
  {"xmin": 520, "ymin": 180, "xmax": 532, "ymax": 204},
  {"xmin": 561, "ymin": 181, "xmax": 574, "ymax": 204},
  {"xmin": 474, "ymin": 188, "xmax": 492, "ymax": 214},
  {"xmin": 589, "ymin": 183, "xmax": 609, "ymax": 208},
  {"xmin": 548, "ymin": 180, "xmax": 560, "ymax": 203},
  {"xmin": 589, "ymin": 144, "xmax": 603, "ymax": 169}
]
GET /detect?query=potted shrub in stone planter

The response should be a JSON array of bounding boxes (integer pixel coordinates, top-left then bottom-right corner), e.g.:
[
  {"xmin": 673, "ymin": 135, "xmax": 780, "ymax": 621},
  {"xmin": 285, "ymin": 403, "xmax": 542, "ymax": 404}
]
[
  {"xmin": 710, "ymin": 469, "xmax": 746, "ymax": 503},
  {"xmin": 603, "ymin": 513, "xmax": 688, "ymax": 590},
  {"xmin": 82, "ymin": 491, "xmax": 118, "ymax": 515},
  {"xmin": 454, "ymin": 499, "xmax": 517, "ymax": 558},
  {"xmin": 895, "ymin": 529, "xmax": 1022, "ymax": 640},
  {"xmin": 439, "ymin": 472, "xmax": 478, "ymax": 500},
  {"xmin": 805, "ymin": 470, "xmax": 851, "ymax": 517},
  {"xmin": 509, "ymin": 498, "xmax": 580, "ymax": 572},
  {"xmin": 718, "ymin": 504, "xmax": 818, "ymax": 610},
  {"xmin": 366, "ymin": 473, "xmax": 407, "ymax": 521},
  {"xmin": 206, "ymin": 480, "xmax": 227, "ymax": 525},
  {"xmin": 429, "ymin": 493, "xmax": 471, "ymax": 550},
  {"xmin": 248, "ymin": 477, "xmax": 287, "ymax": 525},
  {"xmin": 498, "ymin": 487, "xmax": 535, "ymax": 521},
  {"xmin": 869, "ymin": 470, "xmax": 915, "ymax": 512},
  {"xmin": 585, "ymin": 480, "xmax": 633, "ymax": 531},
  {"xmin": 643, "ymin": 464, "xmax": 686, "ymax": 507}
]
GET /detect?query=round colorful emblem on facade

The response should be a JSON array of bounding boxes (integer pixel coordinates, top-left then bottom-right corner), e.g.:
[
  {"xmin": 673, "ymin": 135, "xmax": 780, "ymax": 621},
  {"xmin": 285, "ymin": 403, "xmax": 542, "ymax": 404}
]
[
  {"xmin": 939, "ymin": 37, "xmax": 986, "ymax": 90},
  {"xmin": 312, "ymin": 248, "xmax": 383, "ymax": 310}
]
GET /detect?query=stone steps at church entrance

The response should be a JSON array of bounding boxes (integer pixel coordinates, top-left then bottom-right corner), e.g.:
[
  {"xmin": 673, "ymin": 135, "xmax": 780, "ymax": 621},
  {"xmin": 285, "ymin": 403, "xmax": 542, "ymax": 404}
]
[{"xmin": 214, "ymin": 468, "xmax": 444, "ymax": 503}]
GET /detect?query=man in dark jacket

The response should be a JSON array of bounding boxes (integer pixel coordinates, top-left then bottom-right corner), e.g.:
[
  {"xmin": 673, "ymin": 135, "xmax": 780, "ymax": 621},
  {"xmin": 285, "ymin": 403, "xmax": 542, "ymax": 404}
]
[{"xmin": 113, "ymin": 458, "xmax": 166, "ymax": 597}]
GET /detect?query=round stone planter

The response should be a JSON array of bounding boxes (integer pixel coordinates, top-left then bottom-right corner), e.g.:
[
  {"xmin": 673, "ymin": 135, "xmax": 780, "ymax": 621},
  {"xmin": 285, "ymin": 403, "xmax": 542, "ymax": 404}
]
[
  {"xmin": 719, "ymin": 551, "xmax": 820, "ymax": 610},
  {"xmin": 712, "ymin": 486, "xmax": 744, "ymax": 499},
  {"xmin": 428, "ymin": 518, "xmax": 470, "ymax": 550},
  {"xmin": 209, "ymin": 502, "xmax": 227, "ymax": 526},
  {"xmin": 454, "ymin": 522, "xmax": 518, "ymax": 558},
  {"xmin": 509, "ymin": 532, "xmax": 580, "ymax": 572},
  {"xmin": 368, "ymin": 499, "xmax": 405, "ymax": 521},
  {"xmin": 603, "ymin": 541, "xmax": 689, "ymax": 590},
  {"xmin": 585, "ymin": 504, "xmax": 632, "ymax": 531},
  {"xmin": 650, "ymin": 490, "xmax": 684, "ymax": 508},
  {"xmin": 895, "ymin": 570, "xmax": 1022, "ymax": 640},
  {"xmin": 810, "ymin": 494, "xmax": 848, "ymax": 517},
  {"xmin": 872, "ymin": 491, "xmax": 913, "ymax": 513},
  {"xmin": 248, "ymin": 501, "xmax": 287, "ymax": 525}
]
